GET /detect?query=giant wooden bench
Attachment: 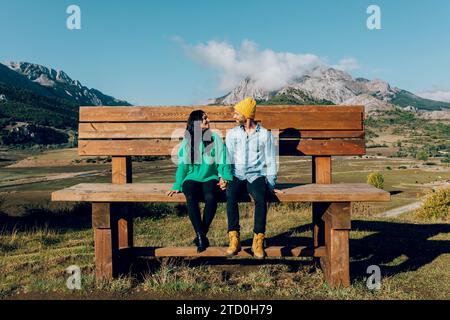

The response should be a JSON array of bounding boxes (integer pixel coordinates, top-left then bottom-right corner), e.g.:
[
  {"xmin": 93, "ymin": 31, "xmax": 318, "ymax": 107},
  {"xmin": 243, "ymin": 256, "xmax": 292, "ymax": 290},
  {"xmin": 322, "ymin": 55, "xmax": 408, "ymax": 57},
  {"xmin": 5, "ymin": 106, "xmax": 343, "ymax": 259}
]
[{"xmin": 51, "ymin": 105, "xmax": 390, "ymax": 288}]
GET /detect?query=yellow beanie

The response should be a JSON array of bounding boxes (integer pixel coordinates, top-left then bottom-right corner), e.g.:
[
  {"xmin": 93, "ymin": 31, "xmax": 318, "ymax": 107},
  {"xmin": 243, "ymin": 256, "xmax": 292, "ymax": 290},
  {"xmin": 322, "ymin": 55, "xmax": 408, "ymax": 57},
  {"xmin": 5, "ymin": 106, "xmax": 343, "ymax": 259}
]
[{"xmin": 234, "ymin": 97, "xmax": 257, "ymax": 119}]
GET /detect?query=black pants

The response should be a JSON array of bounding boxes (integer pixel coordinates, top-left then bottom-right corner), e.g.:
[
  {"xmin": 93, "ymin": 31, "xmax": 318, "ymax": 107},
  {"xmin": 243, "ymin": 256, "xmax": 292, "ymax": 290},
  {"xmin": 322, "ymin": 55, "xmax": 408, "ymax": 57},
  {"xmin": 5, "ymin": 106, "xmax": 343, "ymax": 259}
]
[
  {"xmin": 226, "ymin": 176, "xmax": 268, "ymax": 234},
  {"xmin": 182, "ymin": 179, "xmax": 219, "ymax": 235}
]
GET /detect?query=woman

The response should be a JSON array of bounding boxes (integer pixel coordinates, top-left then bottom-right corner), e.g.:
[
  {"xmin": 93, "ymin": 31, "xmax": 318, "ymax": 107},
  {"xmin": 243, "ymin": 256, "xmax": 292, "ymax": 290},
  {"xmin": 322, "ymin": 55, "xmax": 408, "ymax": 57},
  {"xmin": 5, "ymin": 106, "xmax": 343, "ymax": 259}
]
[{"xmin": 166, "ymin": 110, "xmax": 232, "ymax": 252}]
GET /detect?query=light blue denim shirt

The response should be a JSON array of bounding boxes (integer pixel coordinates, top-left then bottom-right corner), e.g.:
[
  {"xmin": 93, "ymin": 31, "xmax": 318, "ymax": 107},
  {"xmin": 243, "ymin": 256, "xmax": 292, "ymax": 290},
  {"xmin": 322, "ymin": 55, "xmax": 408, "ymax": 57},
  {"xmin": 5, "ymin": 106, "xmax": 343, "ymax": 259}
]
[{"xmin": 225, "ymin": 123, "xmax": 278, "ymax": 190}]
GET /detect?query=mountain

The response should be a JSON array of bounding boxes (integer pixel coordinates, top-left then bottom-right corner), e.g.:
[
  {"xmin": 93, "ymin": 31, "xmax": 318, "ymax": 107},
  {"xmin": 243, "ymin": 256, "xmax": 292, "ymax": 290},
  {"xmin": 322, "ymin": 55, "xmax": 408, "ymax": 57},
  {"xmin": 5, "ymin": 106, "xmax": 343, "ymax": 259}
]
[
  {"xmin": 2, "ymin": 62, "xmax": 130, "ymax": 106},
  {"xmin": 0, "ymin": 61, "xmax": 131, "ymax": 146},
  {"xmin": 212, "ymin": 66, "xmax": 450, "ymax": 114}
]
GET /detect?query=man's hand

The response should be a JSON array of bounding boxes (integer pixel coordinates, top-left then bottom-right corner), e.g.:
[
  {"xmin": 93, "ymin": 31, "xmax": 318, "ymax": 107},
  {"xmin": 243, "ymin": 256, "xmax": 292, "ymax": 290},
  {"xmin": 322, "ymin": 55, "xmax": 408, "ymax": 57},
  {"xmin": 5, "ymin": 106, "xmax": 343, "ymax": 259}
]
[
  {"xmin": 166, "ymin": 190, "xmax": 180, "ymax": 197},
  {"xmin": 218, "ymin": 178, "xmax": 228, "ymax": 190}
]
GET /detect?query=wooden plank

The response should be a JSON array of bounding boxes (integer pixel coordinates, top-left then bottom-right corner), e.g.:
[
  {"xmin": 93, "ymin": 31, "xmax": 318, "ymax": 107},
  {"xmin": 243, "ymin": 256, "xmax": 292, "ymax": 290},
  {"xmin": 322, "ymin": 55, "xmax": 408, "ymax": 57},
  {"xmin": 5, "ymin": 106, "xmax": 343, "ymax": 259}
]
[
  {"xmin": 259, "ymin": 112, "xmax": 363, "ymax": 130},
  {"xmin": 118, "ymin": 213, "xmax": 133, "ymax": 250},
  {"xmin": 92, "ymin": 203, "xmax": 111, "ymax": 229},
  {"xmin": 323, "ymin": 202, "xmax": 351, "ymax": 230},
  {"xmin": 320, "ymin": 202, "xmax": 351, "ymax": 287},
  {"xmin": 79, "ymin": 105, "xmax": 364, "ymax": 122},
  {"xmin": 312, "ymin": 202, "xmax": 328, "ymax": 249},
  {"xmin": 78, "ymin": 139, "xmax": 365, "ymax": 156},
  {"xmin": 312, "ymin": 156, "xmax": 331, "ymax": 250},
  {"xmin": 112, "ymin": 157, "xmax": 132, "ymax": 184},
  {"xmin": 280, "ymin": 139, "xmax": 365, "ymax": 156},
  {"xmin": 320, "ymin": 208, "xmax": 350, "ymax": 287},
  {"xmin": 51, "ymin": 183, "xmax": 391, "ymax": 203},
  {"xmin": 94, "ymin": 227, "xmax": 119, "ymax": 280},
  {"xmin": 111, "ymin": 157, "xmax": 133, "ymax": 250},
  {"xmin": 79, "ymin": 122, "xmax": 364, "ymax": 139},
  {"xmin": 312, "ymin": 156, "xmax": 332, "ymax": 184},
  {"xmin": 126, "ymin": 246, "xmax": 326, "ymax": 258},
  {"xmin": 79, "ymin": 122, "xmax": 234, "ymax": 139}
]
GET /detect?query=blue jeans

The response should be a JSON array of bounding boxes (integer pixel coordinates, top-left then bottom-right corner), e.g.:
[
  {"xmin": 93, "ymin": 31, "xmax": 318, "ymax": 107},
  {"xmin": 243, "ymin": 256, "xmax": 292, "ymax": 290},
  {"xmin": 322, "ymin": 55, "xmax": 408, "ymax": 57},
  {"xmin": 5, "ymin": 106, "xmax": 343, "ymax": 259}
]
[{"xmin": 226, "ymin": 176, "xmax": 268, "ymax": 234}]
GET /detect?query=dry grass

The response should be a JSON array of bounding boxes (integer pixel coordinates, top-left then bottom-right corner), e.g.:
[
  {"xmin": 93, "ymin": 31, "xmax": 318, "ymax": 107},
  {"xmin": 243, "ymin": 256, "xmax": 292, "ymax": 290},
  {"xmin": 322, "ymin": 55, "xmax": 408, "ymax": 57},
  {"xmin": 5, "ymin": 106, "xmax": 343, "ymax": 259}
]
[
  {"xmin": 1, "ymin": 149, "xmax": 449, "ymax": 300},
  {"xmin": 1, "ymin": 200, "xmax": 449, "ymax": 300}
]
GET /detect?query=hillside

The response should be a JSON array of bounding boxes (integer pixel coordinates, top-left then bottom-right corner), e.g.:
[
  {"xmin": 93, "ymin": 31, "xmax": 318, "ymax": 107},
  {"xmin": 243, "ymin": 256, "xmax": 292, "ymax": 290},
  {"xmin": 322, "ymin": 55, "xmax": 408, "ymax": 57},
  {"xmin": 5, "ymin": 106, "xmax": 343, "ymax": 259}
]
[{"xmin": 0, "ymin": 62, "xmax": 131, "ymax": 146}]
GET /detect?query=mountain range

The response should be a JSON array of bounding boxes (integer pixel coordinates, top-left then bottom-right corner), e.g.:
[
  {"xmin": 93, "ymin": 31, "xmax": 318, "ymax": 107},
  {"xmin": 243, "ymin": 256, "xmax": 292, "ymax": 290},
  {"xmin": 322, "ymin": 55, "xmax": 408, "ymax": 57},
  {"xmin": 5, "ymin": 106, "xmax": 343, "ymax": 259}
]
[
  {"xmin": 0, "ymin": 61, "xmax": 131, "ymax": 145},
  {"xmin": 212, "ymin": 66, "xmax": 450, "ymax": 115},
  {"xmin": 1, "ymin": 61, "xmax": 449, "ymax": 146},
  {"xmin": 0, "ymin": 61, "xmax": 130, "ymax": 107}
]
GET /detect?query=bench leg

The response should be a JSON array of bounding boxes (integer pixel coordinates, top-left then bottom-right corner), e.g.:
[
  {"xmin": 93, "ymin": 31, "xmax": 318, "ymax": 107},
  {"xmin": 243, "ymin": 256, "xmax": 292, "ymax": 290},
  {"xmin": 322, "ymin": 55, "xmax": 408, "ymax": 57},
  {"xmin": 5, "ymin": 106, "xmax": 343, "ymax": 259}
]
[
  {"xmin": 317, "ymin": 202, "xmax": 351, "ymax": 288},
  {"xmin": 118, "ymin": 204, "xmax": 134, "ymax": 250},
  {"xmin": 92, "ymin": 203, "xmax": 119, "ymax": 280}
]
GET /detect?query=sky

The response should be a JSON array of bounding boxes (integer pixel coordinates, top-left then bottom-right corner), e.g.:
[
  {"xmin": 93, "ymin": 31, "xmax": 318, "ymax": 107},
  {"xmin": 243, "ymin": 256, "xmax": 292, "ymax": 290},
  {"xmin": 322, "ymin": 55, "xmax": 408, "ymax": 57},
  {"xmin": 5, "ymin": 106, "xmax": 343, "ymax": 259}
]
[{"xmin": 1, "ymin": 0, "xmax": 450, "ymax": 105}]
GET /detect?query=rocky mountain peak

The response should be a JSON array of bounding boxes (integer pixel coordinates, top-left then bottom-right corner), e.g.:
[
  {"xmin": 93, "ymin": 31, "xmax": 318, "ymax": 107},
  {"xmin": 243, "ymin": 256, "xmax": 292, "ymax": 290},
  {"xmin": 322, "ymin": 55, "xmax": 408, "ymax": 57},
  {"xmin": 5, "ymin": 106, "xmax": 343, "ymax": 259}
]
[
  {"xmin": 211, "ymin": 66, "xmax": 449, "ymax": 114},
  {"xmin": 1, "ymin": 61, "xmax": 130, "ymax": 106}
]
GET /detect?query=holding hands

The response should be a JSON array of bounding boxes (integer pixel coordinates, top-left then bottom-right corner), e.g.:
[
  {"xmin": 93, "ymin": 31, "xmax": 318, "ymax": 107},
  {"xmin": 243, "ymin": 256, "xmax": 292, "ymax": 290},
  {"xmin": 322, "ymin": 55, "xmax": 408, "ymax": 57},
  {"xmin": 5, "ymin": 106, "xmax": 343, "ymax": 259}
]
[{"xmin": 218, "ymin": 177, "xmax": 228, "ymax": 190}]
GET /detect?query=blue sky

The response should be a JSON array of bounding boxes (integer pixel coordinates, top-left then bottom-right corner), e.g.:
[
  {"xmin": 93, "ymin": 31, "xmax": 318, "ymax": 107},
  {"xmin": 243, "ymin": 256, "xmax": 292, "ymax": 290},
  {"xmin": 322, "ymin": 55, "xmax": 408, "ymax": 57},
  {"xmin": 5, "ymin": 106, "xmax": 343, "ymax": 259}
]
[{"xmin": 1, "ymin": 0, "xmax": 450, "ymax": 104}]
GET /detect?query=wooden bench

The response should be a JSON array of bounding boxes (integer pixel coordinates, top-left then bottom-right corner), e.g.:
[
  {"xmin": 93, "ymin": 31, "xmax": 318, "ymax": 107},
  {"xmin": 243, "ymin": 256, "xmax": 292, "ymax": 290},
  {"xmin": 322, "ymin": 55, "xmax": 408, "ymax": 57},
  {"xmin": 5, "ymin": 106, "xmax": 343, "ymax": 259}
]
[{"xmin": 51, "ymin": 105, "xmax": 390, "ymax": 288}]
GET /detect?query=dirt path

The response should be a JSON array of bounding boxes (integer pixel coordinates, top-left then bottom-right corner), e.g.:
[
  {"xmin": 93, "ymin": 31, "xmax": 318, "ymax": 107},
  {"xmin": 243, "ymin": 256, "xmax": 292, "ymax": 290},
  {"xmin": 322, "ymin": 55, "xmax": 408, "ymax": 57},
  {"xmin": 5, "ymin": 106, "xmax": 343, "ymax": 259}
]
[
  {"xmin": 378, "ymin": 201, "xmax": 423, "ymax": 218},
  {"xmin": 0, "ymin": 170, "xmax": 102, "ymax": 188}
]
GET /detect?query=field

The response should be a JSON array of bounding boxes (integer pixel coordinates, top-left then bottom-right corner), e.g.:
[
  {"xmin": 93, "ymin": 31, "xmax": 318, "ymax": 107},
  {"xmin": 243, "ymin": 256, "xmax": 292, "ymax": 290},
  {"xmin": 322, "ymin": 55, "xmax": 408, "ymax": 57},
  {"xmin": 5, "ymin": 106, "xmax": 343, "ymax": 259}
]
[{"xmin": 0, "ymin": 147, "xmax": 449, "ymax": 300}]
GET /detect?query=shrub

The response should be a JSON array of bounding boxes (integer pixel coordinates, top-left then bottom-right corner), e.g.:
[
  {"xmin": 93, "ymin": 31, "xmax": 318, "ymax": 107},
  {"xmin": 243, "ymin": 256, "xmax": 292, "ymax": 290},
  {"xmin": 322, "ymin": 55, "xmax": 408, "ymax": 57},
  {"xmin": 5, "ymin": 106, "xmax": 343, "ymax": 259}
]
[
  {"xmin": 416, "ymin": 187, "xmax": 449, "ymax": 220},
  {"xmin": 416, "ymin": 150, "xmax": 429, "ymax": 161},
  {"xmin": 367, "ymin": 172, "xmax": 384, "ymax": 189}
]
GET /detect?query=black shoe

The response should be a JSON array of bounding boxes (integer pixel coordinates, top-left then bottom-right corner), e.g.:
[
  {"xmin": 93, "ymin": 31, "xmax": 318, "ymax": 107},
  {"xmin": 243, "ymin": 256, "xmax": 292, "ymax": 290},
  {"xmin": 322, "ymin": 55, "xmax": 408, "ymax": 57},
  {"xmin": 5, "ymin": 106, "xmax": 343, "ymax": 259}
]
[
  {"xmin": 193, "ymin": 233, "xmax": 210, "ymax": 247},
  {"xmin": 196, "ymin": 232, "xmax": 209, "ymax": 253}
]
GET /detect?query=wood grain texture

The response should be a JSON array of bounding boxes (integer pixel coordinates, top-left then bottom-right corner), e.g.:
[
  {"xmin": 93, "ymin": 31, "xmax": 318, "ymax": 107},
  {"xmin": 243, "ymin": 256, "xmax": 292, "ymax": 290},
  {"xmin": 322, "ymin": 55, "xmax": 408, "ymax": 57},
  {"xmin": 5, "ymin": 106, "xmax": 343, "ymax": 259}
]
[
  {"xmin": 52, "ymin": 183, "xmax": 391, "ymax": 203},
  {"xmin": 323, "ymin": 202, "xmax": 351, "ymax": 230},
  {"xmin": 312, "ymin": 156, "xmax": 332, "ymax": 184},
  {"xmin": 79, "ymin": 122, "xmax": 364, "ymax": 139},
  {"xmin": 112, "ymin": 157, "xmax": 132, "ymax": 184},
  {"xmin": 125, "ymin": 246, "xmax": 326, "ymax": 258},
  {"xmin": 79, "ymin": 105, "xmax": 364, "ymax": 122},
  {"xmin": 78, "ymin": 139, "xmax": 365, "ymax": 156},
  {"xmin": 118, "ymin": 215, "xmax": 133, "ymax": 250},
  {"xmin": 94, "ymin": 228, "xmax": 118, "ymax": 280},
  {"xmin": 92, "ymin": 203, "xmax": 111, "ymax": 229},
  {"xmin": 320, "ymin": 202, "xmax": 351, "ymax": 287}
]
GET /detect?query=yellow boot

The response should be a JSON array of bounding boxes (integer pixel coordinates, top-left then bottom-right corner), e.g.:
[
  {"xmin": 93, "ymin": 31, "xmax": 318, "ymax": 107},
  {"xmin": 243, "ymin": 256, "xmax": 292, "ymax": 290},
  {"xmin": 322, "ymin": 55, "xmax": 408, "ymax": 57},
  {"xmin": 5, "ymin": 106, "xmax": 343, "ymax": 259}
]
[
  {"xmin": 226, "ymin": 231, "xmax": 241, "ymax": 256},
  {"xmin": 252, "ymin": 233, "xmax": 266, "ymax": 259}
]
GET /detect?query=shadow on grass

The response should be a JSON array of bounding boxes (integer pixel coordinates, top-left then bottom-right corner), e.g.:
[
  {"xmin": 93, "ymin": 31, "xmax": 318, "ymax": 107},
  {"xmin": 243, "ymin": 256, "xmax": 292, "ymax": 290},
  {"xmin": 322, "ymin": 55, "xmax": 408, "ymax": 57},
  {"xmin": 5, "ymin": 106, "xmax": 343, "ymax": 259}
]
[
  {"xmin": 0, "ymin": 202, "xmax": 188, "ymax": 233},
  {"xmin": 0, "ymin": 203, "xmax": 93, "ymax": 232},
  {"xmin": 349, "ymin": 220, "xmax": 450, "ymax": 280},
  {"xmin": 127, "ymin": 220, "xmax": 450, "ymax": 283}
]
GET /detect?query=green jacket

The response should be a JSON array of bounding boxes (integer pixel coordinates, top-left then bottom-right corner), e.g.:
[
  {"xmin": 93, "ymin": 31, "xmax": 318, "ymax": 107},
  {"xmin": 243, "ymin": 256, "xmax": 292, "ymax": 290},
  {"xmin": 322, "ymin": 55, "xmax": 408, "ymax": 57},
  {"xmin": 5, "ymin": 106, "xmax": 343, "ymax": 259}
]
[{"xmin": 171, "ymin": 132, "xmax": 233, "ymax": 192}]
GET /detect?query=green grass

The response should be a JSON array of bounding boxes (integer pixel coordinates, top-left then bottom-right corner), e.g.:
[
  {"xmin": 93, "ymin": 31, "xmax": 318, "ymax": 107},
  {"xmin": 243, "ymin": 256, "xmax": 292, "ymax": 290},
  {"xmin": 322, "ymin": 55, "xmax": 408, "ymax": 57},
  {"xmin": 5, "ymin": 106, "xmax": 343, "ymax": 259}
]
[
  {"xmin": 0, "ymin": 149, "xmax": 449, "ymax": 300},
  {"xmin": 1, "ymin": 201, "xmax": 448, "ymax": 300}
]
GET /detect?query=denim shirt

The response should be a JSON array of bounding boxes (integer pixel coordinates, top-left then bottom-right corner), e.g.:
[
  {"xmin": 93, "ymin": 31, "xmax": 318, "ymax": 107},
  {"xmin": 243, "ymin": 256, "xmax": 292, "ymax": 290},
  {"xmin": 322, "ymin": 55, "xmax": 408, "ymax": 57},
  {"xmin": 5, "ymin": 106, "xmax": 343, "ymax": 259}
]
[{"xmin": 225, "ymin": 123, "xmax": 278, "ymax": 190}]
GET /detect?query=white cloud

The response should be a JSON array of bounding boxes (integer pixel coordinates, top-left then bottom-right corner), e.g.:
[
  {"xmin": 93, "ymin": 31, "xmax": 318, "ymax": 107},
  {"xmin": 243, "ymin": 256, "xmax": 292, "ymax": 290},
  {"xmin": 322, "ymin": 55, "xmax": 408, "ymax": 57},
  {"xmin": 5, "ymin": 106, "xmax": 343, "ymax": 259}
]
[
  {"xmin": 332, "ymin": 58, "xmax": 360, "ymax": 72},
  {"xmin": 175, "ymin": 38, "xmax": 359, "ymax": 92},
  {"xmin": 417, "ymin": 87, "xmax": 450, "ymax": 102}
]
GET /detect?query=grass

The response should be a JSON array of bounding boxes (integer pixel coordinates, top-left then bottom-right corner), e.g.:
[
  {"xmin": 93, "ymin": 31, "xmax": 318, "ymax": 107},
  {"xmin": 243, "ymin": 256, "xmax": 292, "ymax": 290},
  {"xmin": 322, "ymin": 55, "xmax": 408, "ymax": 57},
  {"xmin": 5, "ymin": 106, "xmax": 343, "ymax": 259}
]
[
  {"xmin": 0, "ymin": 147, "xmax": 449, "ymax": 300},
  {"xmin": 1, "ymin": 199, "xmax": 449, "ymax": 300}
]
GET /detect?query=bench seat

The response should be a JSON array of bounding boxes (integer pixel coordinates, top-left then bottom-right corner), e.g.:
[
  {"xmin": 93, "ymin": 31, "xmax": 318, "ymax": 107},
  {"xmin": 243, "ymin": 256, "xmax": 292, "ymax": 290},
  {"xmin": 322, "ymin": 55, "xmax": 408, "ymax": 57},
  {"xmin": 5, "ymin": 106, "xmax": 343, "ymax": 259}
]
[{"xmin": 51, "ymin": 182, "xmax": 390, "ymax": 203}]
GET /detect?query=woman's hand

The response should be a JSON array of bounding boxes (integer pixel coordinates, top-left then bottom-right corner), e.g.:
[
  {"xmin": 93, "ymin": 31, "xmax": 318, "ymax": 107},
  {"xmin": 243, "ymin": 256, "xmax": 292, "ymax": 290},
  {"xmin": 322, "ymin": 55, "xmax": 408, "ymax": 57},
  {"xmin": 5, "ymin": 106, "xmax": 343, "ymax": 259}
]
[
  {"xmin": 166, "ymin": 190, "xmax": 180, "ymax": 197},
  {"xmin": 272, "ymin": 188, "xmax": 284, "ymax": 194},
  {"xmin": 218, "ymin": 178, "xmax": 228, "ymax": 190}
]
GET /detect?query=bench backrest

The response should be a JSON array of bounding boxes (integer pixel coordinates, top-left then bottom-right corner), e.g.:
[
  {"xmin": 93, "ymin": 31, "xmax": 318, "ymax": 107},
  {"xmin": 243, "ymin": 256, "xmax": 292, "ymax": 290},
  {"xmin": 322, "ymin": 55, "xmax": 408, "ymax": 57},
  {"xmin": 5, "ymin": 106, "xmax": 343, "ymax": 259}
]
[{"xmin": 78, "ymin": 105, "xmax": 365, "ymax": 184}]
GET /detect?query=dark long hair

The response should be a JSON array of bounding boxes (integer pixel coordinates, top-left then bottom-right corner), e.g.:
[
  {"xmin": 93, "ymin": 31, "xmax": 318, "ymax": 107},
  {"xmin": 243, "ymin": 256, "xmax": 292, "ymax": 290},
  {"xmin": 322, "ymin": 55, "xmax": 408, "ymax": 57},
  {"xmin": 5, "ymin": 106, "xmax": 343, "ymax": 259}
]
[{"xmin": 185, "ymin": 110, "xmax": 213, "ymax": 164}]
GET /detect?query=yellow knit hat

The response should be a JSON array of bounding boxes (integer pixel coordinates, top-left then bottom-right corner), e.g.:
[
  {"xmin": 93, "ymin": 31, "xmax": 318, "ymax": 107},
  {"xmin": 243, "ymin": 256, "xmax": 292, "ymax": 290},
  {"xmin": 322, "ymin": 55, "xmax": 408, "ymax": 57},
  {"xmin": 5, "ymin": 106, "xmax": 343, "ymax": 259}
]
[{"xmin": 234, "ymin": 97, "xmax": 257, "ymax": 119}]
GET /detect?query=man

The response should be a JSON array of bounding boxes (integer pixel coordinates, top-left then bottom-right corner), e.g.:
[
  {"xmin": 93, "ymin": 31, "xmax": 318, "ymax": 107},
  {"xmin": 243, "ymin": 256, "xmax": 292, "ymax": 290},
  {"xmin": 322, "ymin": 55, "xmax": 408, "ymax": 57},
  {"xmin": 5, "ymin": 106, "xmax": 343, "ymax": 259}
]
[{"xmin": 224, "ymin": 97, "xmax": 282, "ymax": 259}]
